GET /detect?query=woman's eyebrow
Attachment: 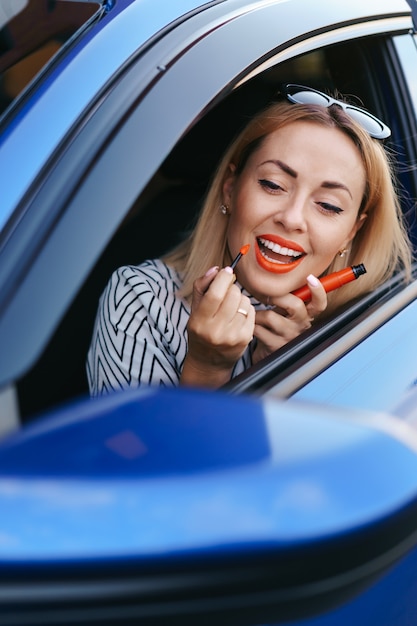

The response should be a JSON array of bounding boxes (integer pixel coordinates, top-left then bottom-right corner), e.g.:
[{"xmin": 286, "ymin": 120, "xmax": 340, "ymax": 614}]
[
  {"xmin": 261, "ymin": 159, "xmax": 297, "ymax": 178},
  {"xmin": 321, "ymin": 181, "xmax": 353, "ymax": 199},
  {"xmin": 261, "ymin": 159, "xmax": 353, "ymax": 199}
]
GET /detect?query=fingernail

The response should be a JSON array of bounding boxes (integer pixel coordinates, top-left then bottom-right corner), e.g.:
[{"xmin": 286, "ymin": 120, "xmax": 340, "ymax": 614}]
[
  {"xmin": 204, "ymin": 266, "xmax": 219, "ymax": 277},
  {"xmin": 224, "ymin": 266, "xmax": 233, "ymax": 275},
  {"xmin": 307, "ymin": 274, "xmax": 320, "ymax": 287}
]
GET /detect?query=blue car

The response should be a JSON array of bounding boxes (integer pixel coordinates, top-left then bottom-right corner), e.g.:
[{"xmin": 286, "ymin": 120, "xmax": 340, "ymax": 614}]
[{"xmin": 1, "ymin": 0, "xmax": 417, "ymax": 623}]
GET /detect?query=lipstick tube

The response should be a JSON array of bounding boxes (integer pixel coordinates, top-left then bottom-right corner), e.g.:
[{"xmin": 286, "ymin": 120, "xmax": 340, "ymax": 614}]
[{"xmin": 292, "ymin": 264, "xmax": 367, "ymax": 302}]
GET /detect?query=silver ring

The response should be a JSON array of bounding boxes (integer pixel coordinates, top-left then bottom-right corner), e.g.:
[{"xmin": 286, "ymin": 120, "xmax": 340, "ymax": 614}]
[{"xmin": 237, "ymin": 307, "xmax": 248, "ymax": 317}]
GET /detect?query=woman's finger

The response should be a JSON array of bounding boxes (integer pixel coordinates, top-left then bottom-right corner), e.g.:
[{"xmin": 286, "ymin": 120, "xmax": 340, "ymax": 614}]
[
  {"xmin": 255, "ymin": 309, "xmax": 305, "ymax": 343},
  {"xmin": 303, "ymin": 274, "xmax": 328, "ymax": 318},
  {"xmin": 192, "ymin": 266, "xmax": 236, "ymax": 318},
  {"xmin": 192, "ymin": 266, "xmax": 219, "ymax": 309}
]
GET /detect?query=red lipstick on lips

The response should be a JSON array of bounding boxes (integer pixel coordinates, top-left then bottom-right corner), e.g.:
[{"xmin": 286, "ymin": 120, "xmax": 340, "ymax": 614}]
[{"xmin": 255, "ymin": 235, "xmax": 305, "ymax": 274}]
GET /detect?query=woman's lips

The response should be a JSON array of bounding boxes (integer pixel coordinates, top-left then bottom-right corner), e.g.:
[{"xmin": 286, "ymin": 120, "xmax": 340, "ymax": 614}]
[{"xmin": 255, "ymin": 235, "xmax": 306, "ymax": 274}]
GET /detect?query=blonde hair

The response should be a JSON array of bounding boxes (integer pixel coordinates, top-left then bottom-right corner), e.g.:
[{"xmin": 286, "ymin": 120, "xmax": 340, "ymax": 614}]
[{"xmin": 164, "ymin": 100, "xmax": 412, "ymax": 312}]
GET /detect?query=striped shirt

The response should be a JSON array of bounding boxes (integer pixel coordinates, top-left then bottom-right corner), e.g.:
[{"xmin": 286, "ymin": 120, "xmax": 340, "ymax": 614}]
[{"xmin": 86, "ymin": 259, "xmax": 266, "ymax": 396}]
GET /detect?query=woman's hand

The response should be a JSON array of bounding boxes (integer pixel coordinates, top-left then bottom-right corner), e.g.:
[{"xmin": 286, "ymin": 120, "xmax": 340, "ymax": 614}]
[
  {"xmin": 181, "ymin": 266, "xmax": 255, "ymax": 388},
  {"xmin": 253, "ymin": 274, "xmax": 327, "ymax": 364}
]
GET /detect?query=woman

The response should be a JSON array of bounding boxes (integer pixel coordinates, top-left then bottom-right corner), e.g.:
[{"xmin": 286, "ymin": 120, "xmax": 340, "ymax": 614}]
[{"xmin": 87, "ymin": 84, "xmax": 412, "ymax": 394}]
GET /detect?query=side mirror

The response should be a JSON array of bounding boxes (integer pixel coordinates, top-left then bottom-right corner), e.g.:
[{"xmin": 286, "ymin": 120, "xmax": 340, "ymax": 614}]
[{"xmin": 0, "ymin": 387, "xmax": 416, "ymax": 624}]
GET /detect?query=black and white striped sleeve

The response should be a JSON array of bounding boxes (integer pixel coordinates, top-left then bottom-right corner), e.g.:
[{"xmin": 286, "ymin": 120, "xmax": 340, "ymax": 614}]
[{"xmin": 86, "ymin": 260, "xmax": 190, "ymax": 396}]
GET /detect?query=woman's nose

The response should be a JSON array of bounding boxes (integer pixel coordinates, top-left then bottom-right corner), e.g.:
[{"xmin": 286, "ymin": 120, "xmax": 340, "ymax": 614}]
[{"xmin": 273, "ymin": 195, "xmax": 308, "ymax": 232}]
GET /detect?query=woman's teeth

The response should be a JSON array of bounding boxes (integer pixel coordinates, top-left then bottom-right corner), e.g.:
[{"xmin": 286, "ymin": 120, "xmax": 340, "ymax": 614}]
[{"xmin": 257, "ymin": 237, "xmax": 303, "ymax": 263}]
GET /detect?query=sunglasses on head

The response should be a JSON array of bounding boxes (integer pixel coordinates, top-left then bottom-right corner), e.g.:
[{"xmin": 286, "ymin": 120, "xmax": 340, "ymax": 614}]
[{"xmin": 282, "ymin": 83, "xmax": 391, "ymax": 140}]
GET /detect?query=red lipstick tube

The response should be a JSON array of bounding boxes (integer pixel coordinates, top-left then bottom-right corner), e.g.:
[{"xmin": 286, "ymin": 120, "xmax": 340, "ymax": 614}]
[{"xmin": 292, "ymin": 264, "xmax": 367, "ymax": 302}]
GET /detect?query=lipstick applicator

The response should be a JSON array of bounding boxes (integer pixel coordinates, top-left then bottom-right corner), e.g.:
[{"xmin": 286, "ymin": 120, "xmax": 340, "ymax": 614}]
[
  {"xmin": 292, "ymin": 264, "xmax": 367, "ymax": 302},
  {"xmin": 230, "ymin": 244, "xmax": 250, "ymax": 270}
]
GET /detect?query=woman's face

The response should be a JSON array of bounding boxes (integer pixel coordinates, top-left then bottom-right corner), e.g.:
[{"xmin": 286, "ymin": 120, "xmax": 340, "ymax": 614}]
[{"xmin": 223, "ymin": 120, "xmax": 367, "ymax": 303}]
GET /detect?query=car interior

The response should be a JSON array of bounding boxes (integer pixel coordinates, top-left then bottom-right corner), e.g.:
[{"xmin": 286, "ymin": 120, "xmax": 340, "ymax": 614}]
[{"xmin": 15, "ymin": 34, "xmax": 417, "ymax": 422}]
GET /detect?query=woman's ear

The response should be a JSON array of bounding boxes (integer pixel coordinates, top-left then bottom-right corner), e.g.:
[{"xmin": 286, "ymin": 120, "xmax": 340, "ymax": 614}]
[{"xmin": 222, "ymin": 163, "xmax": 237, "ymax": 206}]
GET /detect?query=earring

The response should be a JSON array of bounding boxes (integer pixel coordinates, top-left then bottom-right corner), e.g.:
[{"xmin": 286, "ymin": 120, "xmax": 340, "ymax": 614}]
[
  {"xmin": 220, "ymin": 204, "xmax": 230, "ymax": 215},
  {"xmin": 338, "ymin": 247, "xmax": 349, "ymax": 258}
]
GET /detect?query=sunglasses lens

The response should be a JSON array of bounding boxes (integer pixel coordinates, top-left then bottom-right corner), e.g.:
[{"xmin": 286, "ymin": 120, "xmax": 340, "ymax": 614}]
[
  {"xmin": 288, "ymin": 89, "xmax": 330, "ymax": 106},
  {"xmin": 346, "ymin": 107, "xmax": 390, "ymax": 139}
]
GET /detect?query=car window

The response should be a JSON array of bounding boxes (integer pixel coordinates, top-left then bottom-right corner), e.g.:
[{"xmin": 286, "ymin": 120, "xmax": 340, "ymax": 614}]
[{"xmin": 0, "ymin": 0, "xmax": 100, "ymax": 117}]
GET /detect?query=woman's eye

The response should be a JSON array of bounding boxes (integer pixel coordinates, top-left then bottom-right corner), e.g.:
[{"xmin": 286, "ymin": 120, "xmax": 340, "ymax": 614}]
[
  {"xmin": 259, "ymin": 179, "xmax": 282, "ymax": 192},
  {"xmin": 318, "ymin": 202, "xmax": 343, "ymax": 215}
]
